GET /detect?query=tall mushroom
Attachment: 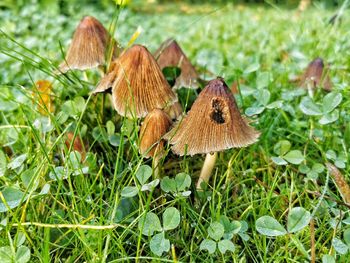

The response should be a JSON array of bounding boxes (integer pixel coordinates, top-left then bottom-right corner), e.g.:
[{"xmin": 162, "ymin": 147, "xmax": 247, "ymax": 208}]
[
  {"xmin": 95, "ymin": 44, "xmax": 177, "ymax": 118},
  {"xmin": 299, "ymin": 58, "xmax": 332, "ymax": 92},
  {"xmin": 165, "ymin": 77, "xmax": 260, "ymax": 189},
  {"xmin": 59, "ymin": 16, "xmax": 120, "ymax": 73},
  {"xmin": 139, "ymin": 109, "xmax": 172, "ymax": 176},
  {"xmin": 154, "ymin": 38, "xmax": 199, "ymax": 89}
]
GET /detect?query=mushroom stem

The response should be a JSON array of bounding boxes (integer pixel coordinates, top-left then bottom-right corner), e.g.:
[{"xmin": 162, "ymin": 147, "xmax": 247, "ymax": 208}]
[
  {"xmin": 97, "ymin": 65, "xmax": 106, "ymax": 119},
  {"xmin": 153, "ymin": 155, "xmax": 161, "ymax": 178},
  {"xmin": 196, "ymin": 152, "xmax": 218, "ymax": 189}
]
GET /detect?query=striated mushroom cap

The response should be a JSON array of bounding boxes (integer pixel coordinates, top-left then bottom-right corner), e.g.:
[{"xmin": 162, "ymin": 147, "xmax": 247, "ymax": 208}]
[
  {"xmin": 155, "ymin": 38, "xmax": 199, "ymax": 89},
  {"xmin": 299, "ymin": 58, "xmax": 332, "ymax": 91},
  {"xmin": 59, "ymin": 16, "xmax": 120, "ymax": 73},
  {"xmin": 165, "ymin": 78, "xmax": 260, "ymax": 156},
  {"xmin": 105, "ymin": 45, "xmax": 176, "ymax": 118},
  {"xmin": 139, "ymin": 109, "xmax": 172, "ymax": 158}
]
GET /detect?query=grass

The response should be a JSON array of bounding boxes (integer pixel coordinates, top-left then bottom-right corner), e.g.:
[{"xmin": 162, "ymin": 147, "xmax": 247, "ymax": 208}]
[{"xmin": 1, "ymin": 1, "xmax": 350, "ymax": 262}]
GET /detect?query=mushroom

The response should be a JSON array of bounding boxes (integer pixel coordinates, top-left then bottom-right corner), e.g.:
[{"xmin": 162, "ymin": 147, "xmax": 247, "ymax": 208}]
[
  {"xmin": 59, "ymin": 16, "xmax": 120, "ymax": 73},
  {"xmin": 165, "ymin": 77, "xmax": 260, "ymax": 189},
  {"xmin": 95, "ymin": 44, "xmax": 177, "ymax": 118},
  {"xmin": 65, "ymin": 132, "xmax": 88, "ymax": 161},
  {"xmin": 299, "ymin": 58, "xmax": 332, "ymax": 92},
  {"xmin": 139, "ymin": 109, "xmax": 172, "ymax": 176},
  {"xmin": 154, "ymin": 38, "xmax": 199, "ymax": 89}
]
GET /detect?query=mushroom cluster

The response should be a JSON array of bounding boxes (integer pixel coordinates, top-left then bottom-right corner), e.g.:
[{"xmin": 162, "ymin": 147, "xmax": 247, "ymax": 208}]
[{"xmin": 59, "ymin": 15, "xmax": 261, "ymax": 190}]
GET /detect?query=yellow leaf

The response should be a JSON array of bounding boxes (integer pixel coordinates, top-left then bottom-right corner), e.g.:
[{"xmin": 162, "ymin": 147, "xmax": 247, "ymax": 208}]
[
  {"xmin": 115, "ymin": 0, "xmax": 130, "ymax": 6},
  {"xmin": 33, "ymin": 80, "xmax": 55, "ymax": 115}
]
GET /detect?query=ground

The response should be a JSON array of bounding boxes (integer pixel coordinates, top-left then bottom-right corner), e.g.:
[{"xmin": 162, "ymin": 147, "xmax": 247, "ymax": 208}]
[{"xmin": 0, "ymin": 1, "xmax": 350, "ymax": 262}]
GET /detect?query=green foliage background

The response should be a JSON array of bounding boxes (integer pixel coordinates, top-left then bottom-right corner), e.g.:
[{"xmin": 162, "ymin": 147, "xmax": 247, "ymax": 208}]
[{"xmin": 1, "ymin": 0, "xmax": 350, "ymax": 262}]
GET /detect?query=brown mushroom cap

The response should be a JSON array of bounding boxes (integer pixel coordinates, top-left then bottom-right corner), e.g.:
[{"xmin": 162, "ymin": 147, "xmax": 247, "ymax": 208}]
[
  {"xmin": 108, "ymin": 44, "xmax": 177, "ymax": 118},
  {"xmin": 59, "ymin": 16, "xmax": 120, "ymax": 73},
  {"xmin": 139, "ymin": 109, "xmax": 172, "ymax": 158},
  {"xmin": 299, "ymin": 58, "xmax": 332, "ymax": 91},
  {"xmin": 154, "ymin": 38, "xmax": 199, "ymax": 89},
  {"xmin": 65, "ymin": 132, "xmax": 88, "ymax": 161},
  {"xmin": 165, "ymin": 78, "xmax": 260, "ymax": 156}
]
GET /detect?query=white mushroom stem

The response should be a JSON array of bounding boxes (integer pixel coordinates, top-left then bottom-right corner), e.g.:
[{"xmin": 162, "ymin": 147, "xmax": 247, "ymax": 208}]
[{"xmin": 196, "ymin": 152, "xmax": 218, "ymax": 189}]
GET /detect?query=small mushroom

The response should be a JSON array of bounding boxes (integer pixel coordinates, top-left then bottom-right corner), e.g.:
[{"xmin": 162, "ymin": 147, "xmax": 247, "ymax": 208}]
[
  {"xmin": 139, "ymin": 109, "xmax": 172, "ymax": 176},
  {"xmin": 154, "ymin": 38, "xmax": 199, "ymax": 89},
  {"xmin": 96, "ymin": 44, "xmax": 177, "ymax": 118},
  {"xmin": 165, "ymin": 77, "xmax": 260, "ymax": 189},
  {"xmin": 299, "ymin": 58, "xmax": 332, "ymax": 92},
  {"xmin": 59, "ymin": 16, "xmax": 120, "ymax": 73},
  {"xmin": 65, "ymin": 132, "xmax": 88, "ymax": 161}
]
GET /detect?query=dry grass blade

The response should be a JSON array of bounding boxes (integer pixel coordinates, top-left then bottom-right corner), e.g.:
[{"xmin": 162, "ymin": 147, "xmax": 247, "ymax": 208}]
[
  {"xmin": 12, "ymin": 222, "xmax": 121, "ymax": 230},
  {"xmin": 326, "ymin": 163, "xmax": 350, "ymax": 205},
  {"xmin": 310, "ymin": 218, "xmax": 315, "ymax": 263}
]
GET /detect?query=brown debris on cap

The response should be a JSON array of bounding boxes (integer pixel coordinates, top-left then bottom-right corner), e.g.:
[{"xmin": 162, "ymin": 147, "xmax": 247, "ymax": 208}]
[
  {"xmin": 164, "ymin": 101, "xmax": 183, "ymax": 120},
  {"xmin": 108, "ymin": 44, "xmax": 177, "ymax": 118},
  {"xmin": 59, "ymin": 16, "xmax": 120, "ymax": 73},
  {"xmin": 139, "ymin": 109, "xmax": 172, "ymax": 158},
  {"xmin": 299, "ymin": 58, "xmax": 332, "ymax": 91},
  {"xmin": 154, "ymin": 38, "xmax": 199, "ymax": 89},
  {"xmin": 165, "ymin": 78, "xmax": 260, "ymax": 156}
]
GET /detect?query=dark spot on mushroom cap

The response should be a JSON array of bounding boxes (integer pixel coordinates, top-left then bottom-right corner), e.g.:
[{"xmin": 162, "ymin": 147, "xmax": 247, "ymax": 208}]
[{"xmin": 210, "ymin": 98, "xmax": 226, "ymax": 124}]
